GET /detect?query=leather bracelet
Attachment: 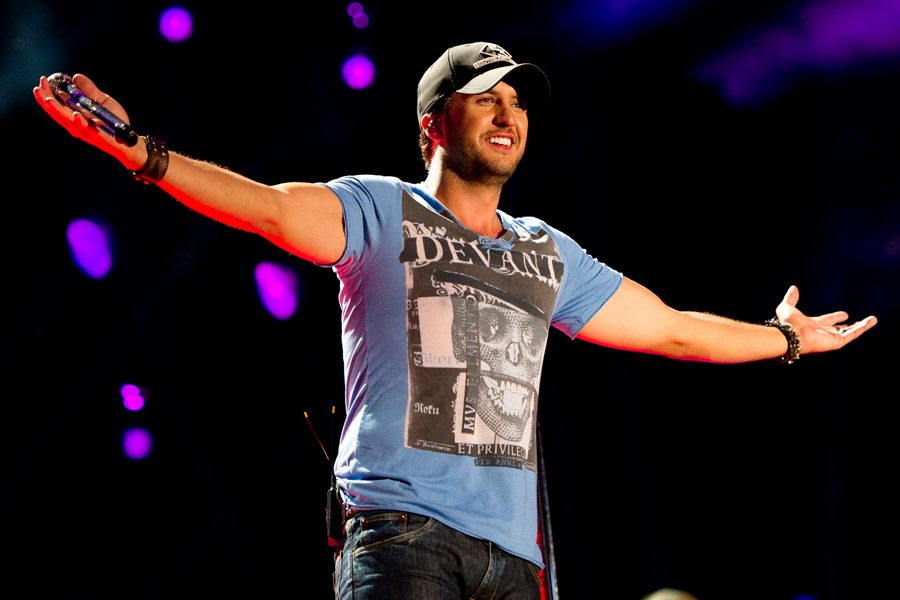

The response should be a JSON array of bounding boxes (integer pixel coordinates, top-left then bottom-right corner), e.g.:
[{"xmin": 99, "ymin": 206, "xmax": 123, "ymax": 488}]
[
  {"xmin": 764, "ymin": 318, "xmax": 801, "ymax": 364},
  {"xmin": 131, "ymin": 134, "xmax": 169, "ymax": 184}
]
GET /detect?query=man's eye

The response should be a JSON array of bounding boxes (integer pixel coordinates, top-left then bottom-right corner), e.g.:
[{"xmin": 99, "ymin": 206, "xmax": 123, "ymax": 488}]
[{"xmin": 478, "ymin": 97, "xmax": 495, "ymax": 104}]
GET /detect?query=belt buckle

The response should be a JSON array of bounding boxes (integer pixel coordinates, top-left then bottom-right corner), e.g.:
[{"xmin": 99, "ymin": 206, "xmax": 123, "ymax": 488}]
[{"xmin": 342, "ymin": 503, "xmax": 359, "ymax": 523}]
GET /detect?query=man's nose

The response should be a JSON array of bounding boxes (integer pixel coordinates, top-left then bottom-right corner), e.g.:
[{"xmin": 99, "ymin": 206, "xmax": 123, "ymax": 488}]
[{"xmin": 493, "ymin": 103, "xmax": 515, "ymax": 127}]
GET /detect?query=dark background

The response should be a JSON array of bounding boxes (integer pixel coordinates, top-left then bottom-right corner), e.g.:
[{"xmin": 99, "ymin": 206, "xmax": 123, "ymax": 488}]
[{"xmin": 4, "ymin": 1, "xmax": 897, "ymax": 598}]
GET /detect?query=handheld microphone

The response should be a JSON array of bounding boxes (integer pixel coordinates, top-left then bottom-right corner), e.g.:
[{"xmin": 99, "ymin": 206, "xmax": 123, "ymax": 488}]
[{"xmin": 47, "ymin": 72, "xmax": 138, "ymax": 147}]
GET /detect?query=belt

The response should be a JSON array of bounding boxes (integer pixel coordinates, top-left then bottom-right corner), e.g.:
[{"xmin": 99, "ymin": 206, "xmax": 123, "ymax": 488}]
[
  {"xmin": 328, "ymin": 502, "xmax": 364, "ymax": 549},
  {"xmin": 341, "ymin": 504, "xmax": 404, "ymax": 525},
  {"xmin": 341, "ymin": 502, "xmax": 366, "ymax": 524}
]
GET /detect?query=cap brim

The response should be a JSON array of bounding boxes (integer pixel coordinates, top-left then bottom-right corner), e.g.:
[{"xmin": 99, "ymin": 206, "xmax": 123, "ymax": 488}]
[{"xmin": 456, "ymin": 63, "xmax": 550, "ymax": 105}]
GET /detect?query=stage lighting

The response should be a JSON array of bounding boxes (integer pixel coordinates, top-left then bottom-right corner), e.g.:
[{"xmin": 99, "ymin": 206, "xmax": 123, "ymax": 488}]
[
  {"xmin": 159, "ymin": 6, "xmax": 193, "ymax": 43},
  {"xmin": 122, "ymin": 427, "xmax": 153, "ymax": 460},
  {"xmin": 341, "ymin": 53, "xmax": 376, "ymax": 90},
  {"xmin": 121, "ymin": 383, "xmax": 146, "ymax": 412},
  {"xmin": 255, "ymin": 261, "xmax": 300, "ymax": 320},
  {"xmin": 66, "ymin": 217, "xmax": 113, "ymax": 280}
]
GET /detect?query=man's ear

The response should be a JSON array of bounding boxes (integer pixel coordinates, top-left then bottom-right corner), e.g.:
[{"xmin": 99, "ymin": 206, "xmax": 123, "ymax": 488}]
[{"xmin": 423, "ymin": 115, "xmax": 442, "ymax": 140}]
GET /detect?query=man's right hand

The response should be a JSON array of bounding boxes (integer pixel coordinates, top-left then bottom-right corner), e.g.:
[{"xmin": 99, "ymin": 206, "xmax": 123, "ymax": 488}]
[{"xmin": 33, "ymin": 73, "xmax": 147, "ymax": 171}]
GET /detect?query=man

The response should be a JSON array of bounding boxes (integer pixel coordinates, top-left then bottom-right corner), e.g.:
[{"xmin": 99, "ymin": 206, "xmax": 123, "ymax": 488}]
[{"xmin": 34, "ymin": 41, "xmax": 876, "ymax": 599}]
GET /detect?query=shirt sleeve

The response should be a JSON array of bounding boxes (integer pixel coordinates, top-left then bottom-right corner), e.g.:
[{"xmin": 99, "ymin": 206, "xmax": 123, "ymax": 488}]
[
  {"xmin": 546, "ymin": 224, "xmax": 624, "ymax": 339},
  {"xmin": 317, "ymin": 174, "xmax": 400, "ymax": 273}
]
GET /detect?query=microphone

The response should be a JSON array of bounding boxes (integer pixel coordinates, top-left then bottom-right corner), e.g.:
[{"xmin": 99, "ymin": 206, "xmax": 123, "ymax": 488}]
[{"xmin": 47, "ymin": 72, "xmax": 138, "ymax": 147}]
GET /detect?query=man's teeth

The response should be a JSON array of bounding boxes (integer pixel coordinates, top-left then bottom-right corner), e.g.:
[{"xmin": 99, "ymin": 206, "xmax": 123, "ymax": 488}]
[{"xmin": 488, "ymin": 137, "xmax": 512, "ymax": 147}]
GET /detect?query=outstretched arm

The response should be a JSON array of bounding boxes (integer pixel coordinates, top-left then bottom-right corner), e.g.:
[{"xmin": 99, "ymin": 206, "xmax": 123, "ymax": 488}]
[
  {"xmin": 33, "ymin": 73, "xmax": 345, "ymax": 265},
  {"xmin": 576, "ymin": 278, "xmax": 877, "ymax": 363}
]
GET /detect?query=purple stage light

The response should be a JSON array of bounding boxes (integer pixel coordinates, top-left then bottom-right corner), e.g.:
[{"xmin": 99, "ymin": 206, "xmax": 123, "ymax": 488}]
[
  {"xmin": 255, "ymin": 261, "xmax": 300, "ymax": 320},
  {"xmin": 698, "ymin": 0, "xmax": 900, "ymax": 105},
  {"xmin": 557, "ymin": 0, "xmax": 698, "ymax": 41},
  {"xmin": 66, "ymin": 218, "xmax": 113, "ymax": 280},
  {"xmin": 346, "ymin": 3, "xmax": 369, "ymax": 28},
  {"xmin": 121, "ymin": 383, "xmax": 145, "ymax": 412},
  {"xmin": 341, "ymin": 53, "xmax": 376, "ymax": 90},
  {"xmin": 122, "ymin": 427, "xmax": 153, "ymax": 460},
  {"xmin": 352, "ymin": 13, "xmax": 370, "ymax": 29},
  {"xmin": 885, "ymin": 235, "xmax": 900, "ymax": 260},
  {"xmin": 159, "ymin": 6, "xmax": 193, "ymax": 43}
]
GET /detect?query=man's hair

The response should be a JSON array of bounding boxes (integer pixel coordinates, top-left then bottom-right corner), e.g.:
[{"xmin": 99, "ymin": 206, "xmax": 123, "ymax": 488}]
[{"xmin": 418, "ymin": 96, "xmax": 452, "ymax": 171}]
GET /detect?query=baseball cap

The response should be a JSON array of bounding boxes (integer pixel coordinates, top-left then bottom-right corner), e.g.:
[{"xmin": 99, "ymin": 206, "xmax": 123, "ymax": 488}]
[{"xmin": 416, "ymin": 42, "xmax": 551, "ymax": 125}]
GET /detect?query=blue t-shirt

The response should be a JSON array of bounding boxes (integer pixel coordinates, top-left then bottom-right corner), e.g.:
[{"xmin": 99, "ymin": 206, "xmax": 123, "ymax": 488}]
[{"xmin": 321, "ymin": 174, "xmax": 623, "ymax": 567}]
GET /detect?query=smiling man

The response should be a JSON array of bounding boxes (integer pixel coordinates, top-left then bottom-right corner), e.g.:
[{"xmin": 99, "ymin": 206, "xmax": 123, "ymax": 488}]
[{"xmin": 34, "ymin": 40, "xmax": 876, "ymax": 600}]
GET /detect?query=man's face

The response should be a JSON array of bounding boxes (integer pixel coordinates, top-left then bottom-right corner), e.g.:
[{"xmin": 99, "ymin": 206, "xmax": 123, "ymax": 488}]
[{"xmin": 441, "ymin": 80, "xmax": 529, "ymax": 186}]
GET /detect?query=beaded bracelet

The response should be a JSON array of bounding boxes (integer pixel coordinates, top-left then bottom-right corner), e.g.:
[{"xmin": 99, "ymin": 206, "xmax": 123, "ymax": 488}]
[
  {"xmin": 131, "ymin": 134, "xmax": 169, "ymax": 184},
  {"xmin": 764, "ymin": 318, "xmax": 801, "ymax": 364}
]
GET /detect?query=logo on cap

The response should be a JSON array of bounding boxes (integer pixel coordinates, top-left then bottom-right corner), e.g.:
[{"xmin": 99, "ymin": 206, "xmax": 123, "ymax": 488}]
[{"xmin": 472, "ymin": 43, "xmax": 514, "ymax": 70}]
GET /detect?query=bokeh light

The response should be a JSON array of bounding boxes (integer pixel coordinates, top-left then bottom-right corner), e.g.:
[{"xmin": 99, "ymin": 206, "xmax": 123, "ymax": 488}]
[
  {"xmin": 121, "ymin": 383, "xmax": 145, "ymax": 412},
  {"xmin": 255, "ymin": 261, "xmax": 300, "ymax": 320},
  {"xmin": 346, "ymin": 3, "xmax": 370, "ymax": 28},
  {"xmin": 557, "ymin": 0, "xmax": 698, "ymax": 42},
  {"xmin": 159, "ymin": 6, "xmax": 193, "ymax": 43},
  {"xmin": 341, "ymin": 53, "xmax": 376, "ymax": 89},
  {"xmin": 122, "ymin": 427, "xmax": 153, "ymax": 460},
  {"xmin": 66, "ymin": 218, "xmax": 113, "ymax": 280},
  {"xmin": 697, "ymin": 0, "xmax": 900, "ymax": 105},
  {"xmin": 352, "ymin": 13, "xmax": 370, "ymax": 29}
]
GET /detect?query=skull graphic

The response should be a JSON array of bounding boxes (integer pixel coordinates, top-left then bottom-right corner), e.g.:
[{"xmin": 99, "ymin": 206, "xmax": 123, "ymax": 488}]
[{"xmin": 444, "ymin": 277, "xmax": 548, "ymax": 442}]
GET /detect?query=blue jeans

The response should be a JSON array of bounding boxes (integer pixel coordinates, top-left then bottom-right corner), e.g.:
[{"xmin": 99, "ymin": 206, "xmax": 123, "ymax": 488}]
[{"xmin": 334, "ymin": 510, "xmax": 542, "ymax": 599}]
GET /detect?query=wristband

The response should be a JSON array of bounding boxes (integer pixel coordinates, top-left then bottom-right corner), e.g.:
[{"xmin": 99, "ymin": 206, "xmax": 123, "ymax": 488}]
[
  {"xmin": 764, "ymin": 318, "xmax": 801, "ymax": 364},
  {"xmin": 131, "ymin": 135, "xmax": 169, "ymax": 184}
]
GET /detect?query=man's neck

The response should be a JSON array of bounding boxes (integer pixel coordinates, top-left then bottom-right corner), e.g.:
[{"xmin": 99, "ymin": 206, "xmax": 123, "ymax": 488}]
[{"xmin": 423, "ymin": 165, "xmax": 505, "ymax": 238}]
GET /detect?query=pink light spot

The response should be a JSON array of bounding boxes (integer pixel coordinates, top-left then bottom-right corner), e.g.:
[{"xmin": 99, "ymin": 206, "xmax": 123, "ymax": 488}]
[
  {"xmin": 159, "ymin": 7, "xmax": 193, "ymax": 43},
  {"xmin": 122, "ymin": 427, "xmax": 153, "ymax": 460}
]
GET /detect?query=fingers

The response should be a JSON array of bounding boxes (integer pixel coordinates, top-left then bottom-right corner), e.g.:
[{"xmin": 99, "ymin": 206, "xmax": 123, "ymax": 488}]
[
  {"xmin": 813, "ymin": 311, "xmax": 850, "ymax": 326},
  {"xmin": 34, "ymin": 74, "xmax": 103, "ymax": 142},
  {"xmin": 839, "ymin": 316, "xmax": 878, "ymax": 338},
  {"xmin": 72, "ymin": 73, "xmax": 96, "ymax": 92},
  {"xmin": 838, "ymin": 315, "xmax": 878, "ymax": 338},
  {"xmin": 73, "ymin": 74, "xmax": 113, "ymax": 110},
  {"xmin": 35, "ymin": 73, "xmax": 104, "ymax": 118},
  {"xmin": 72, "ymin": 73, "xmax": 107, "ymax": 104},
  {"xmin": 33, "ymin": 78, "xmax": 76, "ymax": 129},
  {"xmin": 34, "ymin": 75, "xmax": 57, "ymax": 107},
  {"xmin": 775, "ymin": 285, "xmax": 801, "ymax": 322},
  {"xmin": 782, "ymin": 285, "xmax": 799, "ymax": 307}
]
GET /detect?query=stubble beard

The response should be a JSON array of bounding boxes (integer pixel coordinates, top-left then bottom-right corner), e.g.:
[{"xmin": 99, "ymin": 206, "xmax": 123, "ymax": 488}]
[{"xmin": 443, "ymin": 138, "xmax": 521, "ymax": 187}]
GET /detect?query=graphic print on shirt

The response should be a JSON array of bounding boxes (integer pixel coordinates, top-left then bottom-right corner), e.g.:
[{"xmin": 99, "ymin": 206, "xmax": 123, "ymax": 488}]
[{"xmin": 400, "ymin": 192, "xmax": 564, "ymax": 471}]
